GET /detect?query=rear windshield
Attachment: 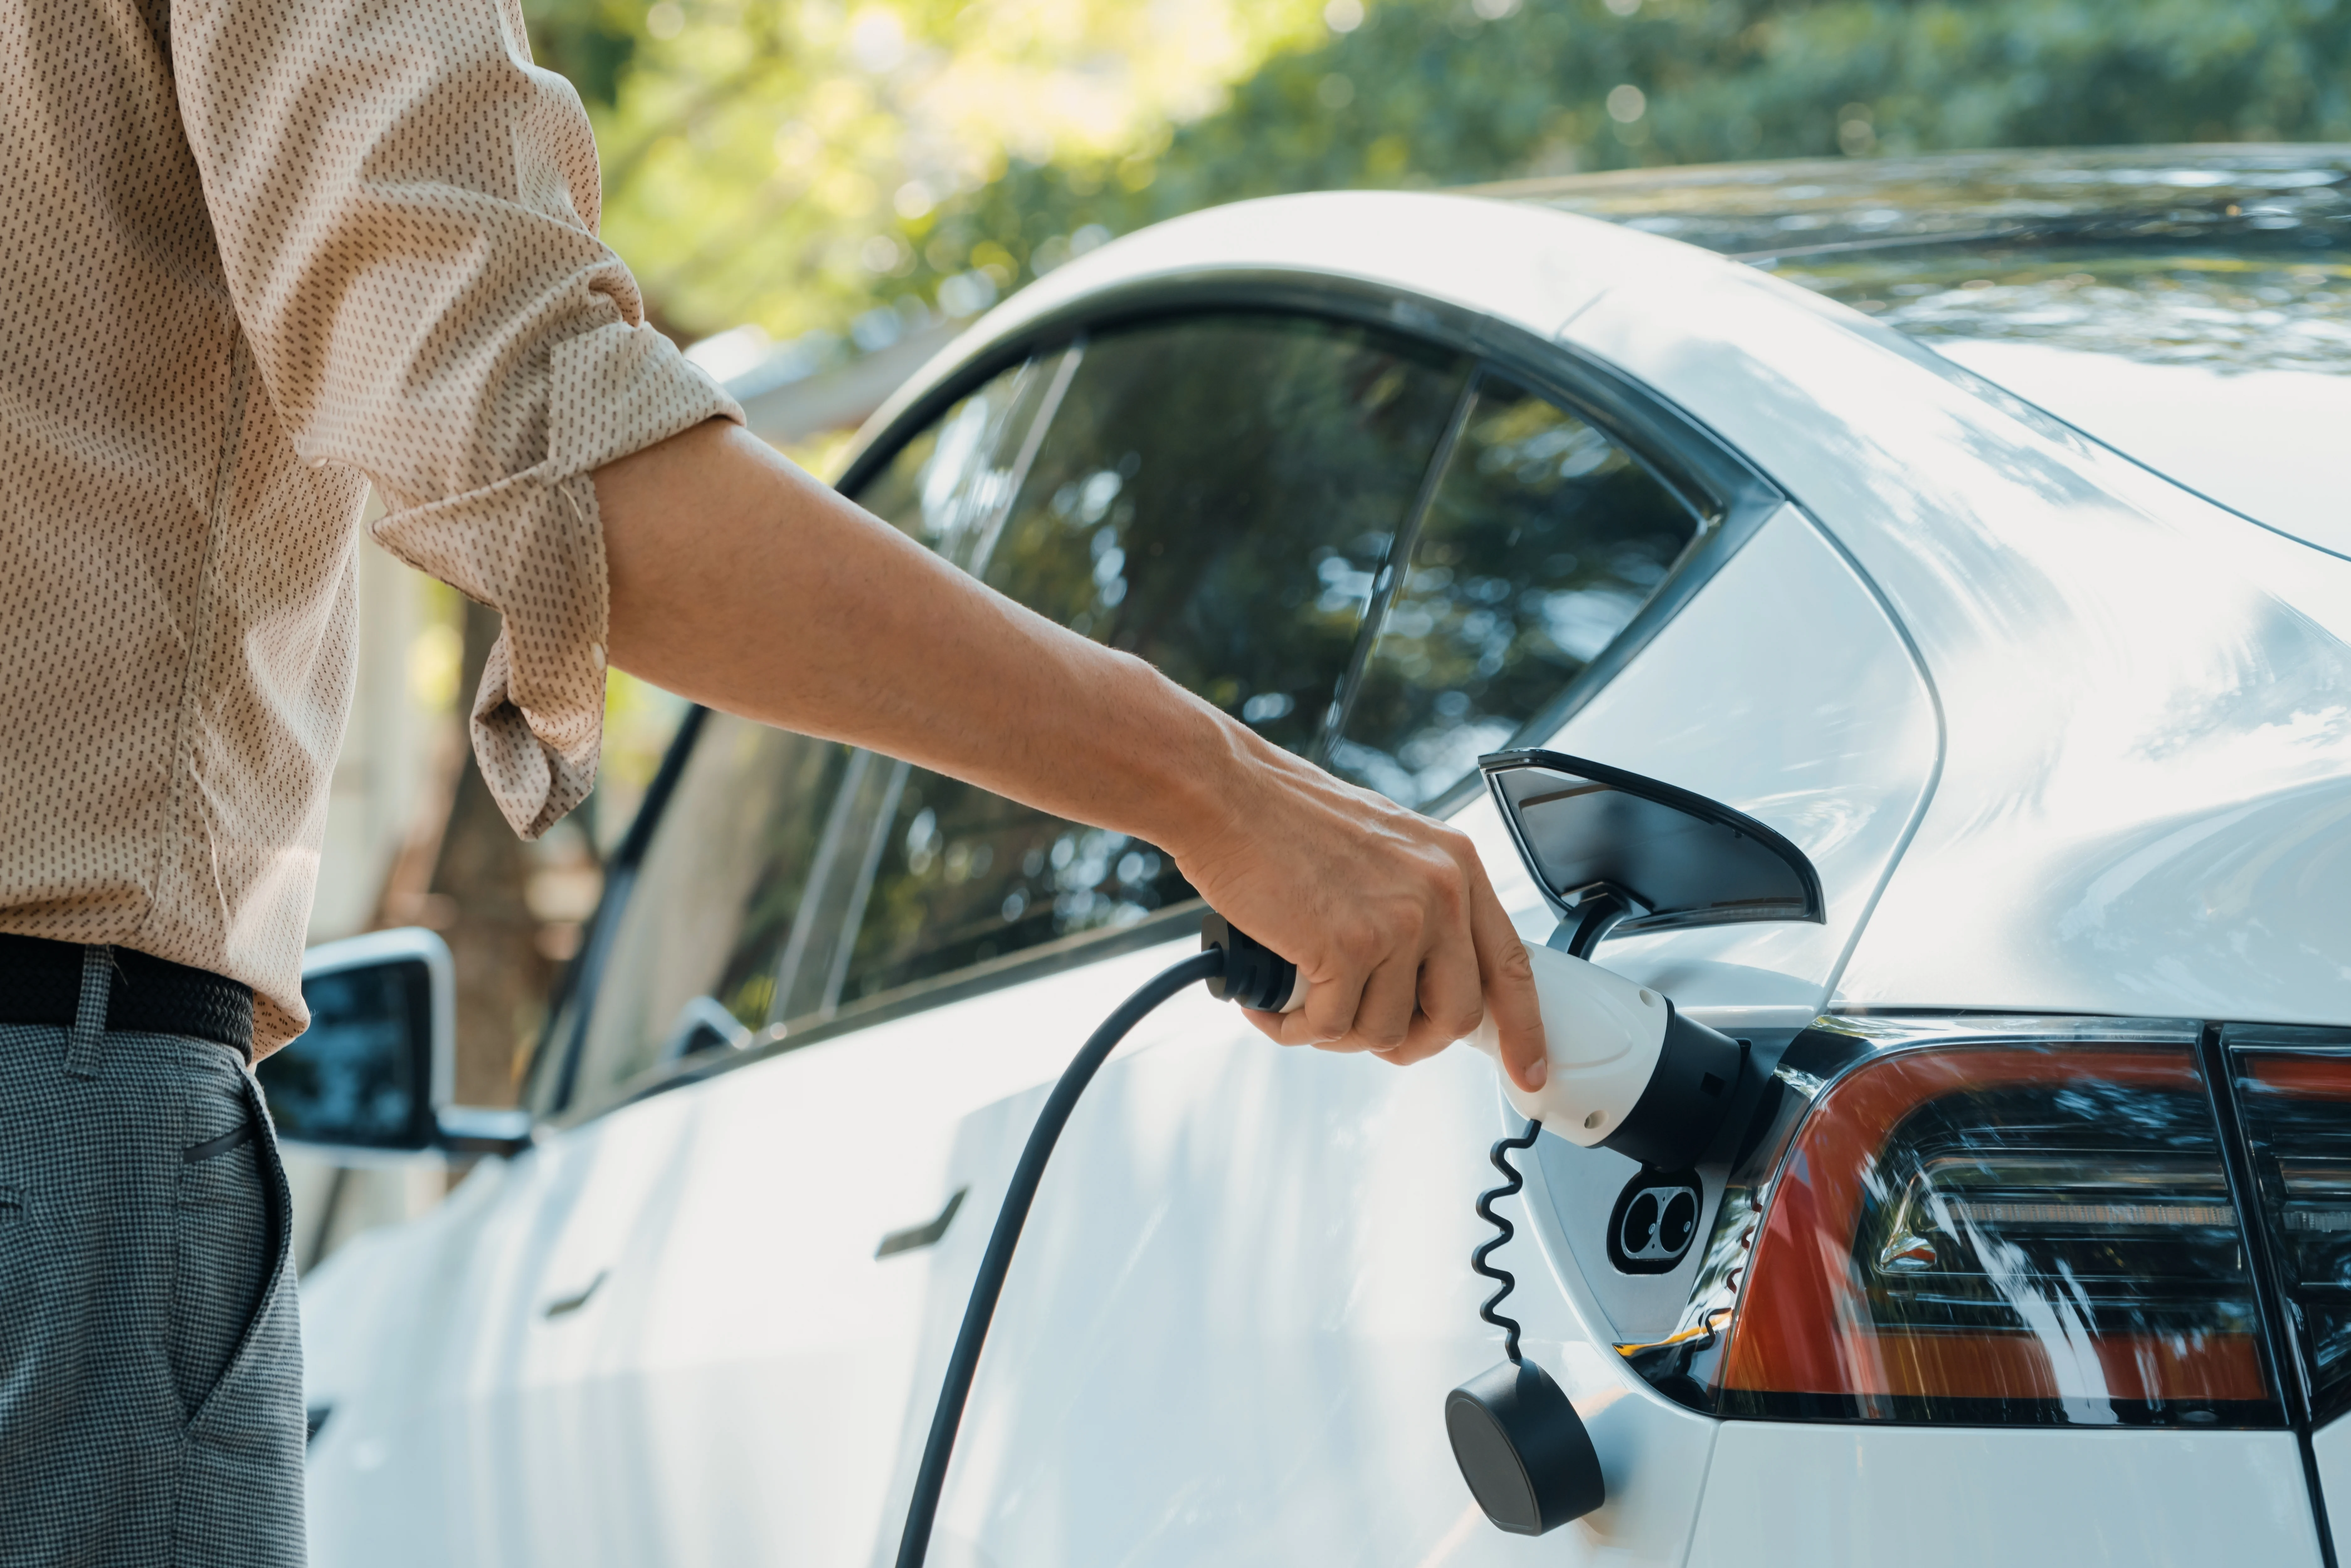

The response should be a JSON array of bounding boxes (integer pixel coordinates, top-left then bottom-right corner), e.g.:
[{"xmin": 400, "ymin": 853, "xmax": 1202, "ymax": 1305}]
[{"xmin": 1513, "ymin": 149, "xmax": 2351, "ymax": 557}]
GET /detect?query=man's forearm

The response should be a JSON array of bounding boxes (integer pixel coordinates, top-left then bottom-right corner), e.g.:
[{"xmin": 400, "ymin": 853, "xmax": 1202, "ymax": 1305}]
[
  {"xmin": 598, "ymin": 419, "xmax": 1242, "ymax": 859},
  {"xmin": 595, "ymin": 417, "xmax": 1549, "ymax": 1085}
]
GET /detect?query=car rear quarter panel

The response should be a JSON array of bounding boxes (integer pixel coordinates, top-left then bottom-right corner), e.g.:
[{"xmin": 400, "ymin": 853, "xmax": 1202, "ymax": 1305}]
[{"xmin": 1560, "ymin": 251, "xmax": 2351, "ymax": 1025}]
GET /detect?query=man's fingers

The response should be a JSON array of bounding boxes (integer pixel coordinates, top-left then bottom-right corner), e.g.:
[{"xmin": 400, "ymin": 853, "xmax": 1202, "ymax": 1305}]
[
  {"xmin": 1472, "ymin": 874, "xmax": 1548, "ymax": 1092},
  {"xmin": 1281, "ymin": 952, "xmax": 1367, "ymax": 1048},
  {"xmin": 1171, "ymin": 751, "xmax": 1550, "ymax": 1082},
  {"xmin": 1342, "ymin": 953, "xmax": 1421, "ymax": 1055},
  {"xmin": 1376, "ymin": 1001, "xmax": 1458, "ymax": 1066},
  {"xmin": 1238, "ymin": 1006, "xmax": 1290, "ymax": 1046},
  {"xmin": 1357, "ymin": 914, "xmax": 1481, "ymax": 1067},
  {"xmin": 1415, "ymin": 916, "xmax": 1486, "ymax": 1048}
]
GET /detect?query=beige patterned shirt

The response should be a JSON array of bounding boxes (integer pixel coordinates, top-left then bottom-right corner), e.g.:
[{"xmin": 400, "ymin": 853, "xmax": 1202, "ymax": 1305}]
[{"xmin": 0, "ymin": 0, "xmax": 740, "ymax": 1051}]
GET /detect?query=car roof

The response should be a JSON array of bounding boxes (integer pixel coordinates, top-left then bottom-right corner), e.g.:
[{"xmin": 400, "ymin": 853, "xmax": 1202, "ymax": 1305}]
[{"xmin": 1471, "ymin": 144, "xmax": 2351, "ymax": 261}]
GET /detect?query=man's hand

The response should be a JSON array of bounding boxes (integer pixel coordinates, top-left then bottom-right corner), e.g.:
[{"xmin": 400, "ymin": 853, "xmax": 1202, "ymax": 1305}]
[
  {"xmin": 597, "ymin": 420, "xmax": 1548, "ymax": 1092},
  {"xmin": 1162, "ymin": 733, "xmax": 1547, "ymax": 1086}
]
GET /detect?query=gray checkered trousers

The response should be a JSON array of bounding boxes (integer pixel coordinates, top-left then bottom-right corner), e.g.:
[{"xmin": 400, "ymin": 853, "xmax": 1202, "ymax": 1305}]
[{"xmin": 0, "ymin": 947, "xmax": 304, "ymax": 1564}]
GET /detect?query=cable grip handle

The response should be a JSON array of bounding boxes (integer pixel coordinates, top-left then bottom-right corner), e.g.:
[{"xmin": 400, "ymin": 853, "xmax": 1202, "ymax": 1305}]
[{"xmin": 1198, "ymin": 914, "xmax": 1306, "ymax": 1012}]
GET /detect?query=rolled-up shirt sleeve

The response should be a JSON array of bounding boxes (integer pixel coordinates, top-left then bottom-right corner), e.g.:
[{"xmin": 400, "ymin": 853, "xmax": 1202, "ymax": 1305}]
[{"xmin": 172, "ymin": 0, "xmax": 740, "ymax": 837}]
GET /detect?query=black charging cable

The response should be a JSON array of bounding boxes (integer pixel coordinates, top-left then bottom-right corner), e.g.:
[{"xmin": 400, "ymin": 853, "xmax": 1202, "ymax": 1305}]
[
  {"xmin": 893, "ymin": 918, "xmax": 1293, "ymax": 1568},
  {"xmin": 1469, "ymin": 1119, "xmax": 1543, "ymax": 1365}
]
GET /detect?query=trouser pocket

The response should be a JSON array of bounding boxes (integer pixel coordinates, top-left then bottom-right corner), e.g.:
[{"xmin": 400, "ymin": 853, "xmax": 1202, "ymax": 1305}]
[
  {"xmin": 172, "ymin": 1040, "xmax": 307, "ymax": 1565},
  {"xmin": 0, "ymin": 1022, "xmax": 304, "ymax": 1566},
  {"xmin": 171, "ymin": 1038, "xmax": 281, "ymax": 1425}
]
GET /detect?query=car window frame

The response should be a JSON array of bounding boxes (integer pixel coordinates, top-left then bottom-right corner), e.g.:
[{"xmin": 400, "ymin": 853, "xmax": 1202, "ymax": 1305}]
[
  {"xmin": 526, "ymin": 271, "xmax": 1782, "ymax": 1124},
  {"xmin": 526, "ymin": 702, "xmax": 710, "ymax": 1118},
  {"xmin": 839, "ymin": 273, "xmax": 1782, "ymax": 803}
]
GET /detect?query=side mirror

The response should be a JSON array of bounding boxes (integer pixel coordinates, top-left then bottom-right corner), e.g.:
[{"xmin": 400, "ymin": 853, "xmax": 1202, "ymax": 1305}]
[
  {"xmin": 1480, "ymin": 749, "xmax": 1824, "ymax": 956},
  {"xmin": 257, "ymin": 927, "xmax": 531, "ymax": 1158}
]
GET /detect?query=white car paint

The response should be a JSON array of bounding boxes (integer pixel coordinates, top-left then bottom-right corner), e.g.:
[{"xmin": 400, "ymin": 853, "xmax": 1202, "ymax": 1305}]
[
  {"xmin": 1926, "ymin": 336, "xmax": 2351, "ymax": 561},
  {"xmin": 1559, "ymin": 250, "xmax": 2351, "ymax": 1023},
  {"xmin": 1529, "ymin": 500, "xmax": 1936, "ymax": 1020},
  {"xmin": 2318, "ymin": 1414, "xmax": 2351, "ymax": 1539},
  {"xmin": 302, "ymin": 186, "xmax": 2348, "ymax": 1566},
  {"xmin": 1687, "ymin": 1424, "xmax": 2321, "ymax": 1567}
]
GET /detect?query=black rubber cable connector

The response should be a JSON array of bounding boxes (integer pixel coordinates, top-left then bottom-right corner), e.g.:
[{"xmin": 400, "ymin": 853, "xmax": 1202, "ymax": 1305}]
[
  {"xmin": 893, "ymin": 919, "xmax": 1298, "ymax": 1568},
  {"xmin": 1199, "ymin": 912, "xmax": 1301, "ymax": 1011}
]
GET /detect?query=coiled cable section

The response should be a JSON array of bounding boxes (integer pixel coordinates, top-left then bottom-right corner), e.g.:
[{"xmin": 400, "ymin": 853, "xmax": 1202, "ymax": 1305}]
[{"xmin": 1471, "ymin": 1118, "xmax": 1543, "ymax": 1364}]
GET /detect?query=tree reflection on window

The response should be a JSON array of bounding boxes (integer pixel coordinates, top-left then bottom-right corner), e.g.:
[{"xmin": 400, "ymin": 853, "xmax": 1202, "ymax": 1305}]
[
  {"xmin": 834, "ymin": 313, "xmax": 1465, "ymax": 1006},
  {"xmin": 1332, "ymin": 376, "xmax": 1703, "ymax": 807}
]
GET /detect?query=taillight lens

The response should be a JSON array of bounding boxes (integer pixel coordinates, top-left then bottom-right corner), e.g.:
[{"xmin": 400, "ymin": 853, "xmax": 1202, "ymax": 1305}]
[
  {"xmin": 2229, "ymin": 1038, "xmax": 2351, "ymax": 1425},
  {"xmin": 1716, "ymin": 1042, "xmax": 2280, "ymax": 1426}
]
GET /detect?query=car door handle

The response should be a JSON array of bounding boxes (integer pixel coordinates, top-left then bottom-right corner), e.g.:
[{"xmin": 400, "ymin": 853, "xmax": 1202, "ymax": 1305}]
[
  {"xmin": 876, "ymin": 1188, "xmax": 967, "ymax": 1259},
  {"xmin": 543, "ymin": 1270, "xmax": 608, "ymax": 1319}
]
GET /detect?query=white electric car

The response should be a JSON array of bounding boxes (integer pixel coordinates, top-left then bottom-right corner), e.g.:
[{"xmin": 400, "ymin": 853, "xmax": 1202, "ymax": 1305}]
[{"xmin": 281, "ymin": 147, "xmax": 2351, "ymax": 1566}]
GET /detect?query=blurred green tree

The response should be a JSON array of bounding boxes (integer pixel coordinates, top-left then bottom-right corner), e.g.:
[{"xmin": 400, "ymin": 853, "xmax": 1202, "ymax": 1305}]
[
  {"xmin": 536, "ymin": 0, "xmax": 2351, "ymax": 342},
  {"xmin": 925, "ymin": 0, "xmax": 2351, "ymax": 304},
  {"xmin": 525, "ymin": 0, "xmax": 1327, "ymax": 341}
]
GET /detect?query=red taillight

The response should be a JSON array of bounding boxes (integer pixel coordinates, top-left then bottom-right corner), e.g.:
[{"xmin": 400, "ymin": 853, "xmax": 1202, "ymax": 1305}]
[{"xmin": 1715, "ymin": 1042, "xmax": 2279, "ymax": 1426}]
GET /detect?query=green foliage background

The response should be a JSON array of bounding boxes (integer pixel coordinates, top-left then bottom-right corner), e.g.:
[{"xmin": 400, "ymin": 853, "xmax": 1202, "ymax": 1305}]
[{"xmin": 523, "ymin": 0, "xmax": 2351, "ymax": 341}]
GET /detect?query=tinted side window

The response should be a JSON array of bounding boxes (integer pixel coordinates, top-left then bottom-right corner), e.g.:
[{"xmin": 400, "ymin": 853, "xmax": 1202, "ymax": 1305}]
[
  {"xmin": 855, "ymin": 356, "xmax": 1064, "ymax": 562},
  {"xmin": 832, "ymin": 315, "xmax": 1468, "ymax": 1008},
  {"xmin": 1331, "ymin": 375, "xmax": 1704, "ymax": 807},
  {"xmin": 564, "ymin": 719, "xmax": 851, "ymax": 1109},
  {"xmin": 989, "ymin": 315, "xmax": 1464, "ymax": 749},
  {"xmin": 838, "ymin": 765, "xmax": 1177, "ymax": 1010}
]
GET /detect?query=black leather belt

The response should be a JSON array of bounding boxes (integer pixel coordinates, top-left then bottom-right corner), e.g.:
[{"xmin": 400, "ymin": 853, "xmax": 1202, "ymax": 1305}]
[{"xmin": 0, "ymin": 934, "xmax": 254, "ymax": 1059}]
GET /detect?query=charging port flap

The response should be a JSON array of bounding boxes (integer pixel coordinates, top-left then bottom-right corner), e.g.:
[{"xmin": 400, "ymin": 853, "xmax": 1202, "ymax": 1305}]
[{"xmin": 1479, "ymin": 749, "xmax": 1824, "ymax": 948}]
